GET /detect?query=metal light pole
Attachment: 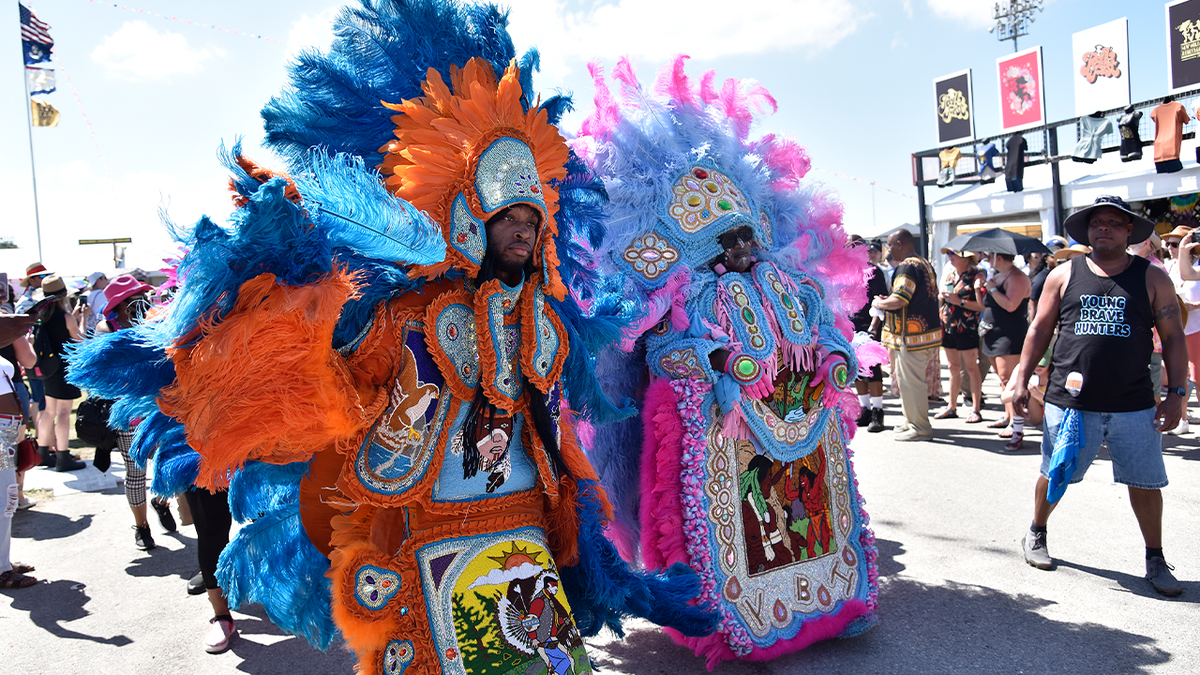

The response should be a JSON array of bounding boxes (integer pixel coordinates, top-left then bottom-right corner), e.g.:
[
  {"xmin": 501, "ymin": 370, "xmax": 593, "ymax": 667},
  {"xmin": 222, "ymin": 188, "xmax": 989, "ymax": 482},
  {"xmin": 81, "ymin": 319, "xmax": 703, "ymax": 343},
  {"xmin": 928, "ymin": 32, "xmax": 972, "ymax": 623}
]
[{"xmin": 990, "ymin": 0, "xmax": 1043, "ymax": 53}]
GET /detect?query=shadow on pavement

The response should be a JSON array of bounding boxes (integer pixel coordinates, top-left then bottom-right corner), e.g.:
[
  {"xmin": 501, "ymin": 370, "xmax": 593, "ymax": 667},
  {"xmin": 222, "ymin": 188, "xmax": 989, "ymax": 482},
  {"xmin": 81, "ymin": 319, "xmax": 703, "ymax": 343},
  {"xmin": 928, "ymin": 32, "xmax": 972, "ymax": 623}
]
[
  {"xmin": 3, "ymin": 579, "xmax": 133, "ymax": 646},
  {"xmin": 1162, "ymin": 435, "xmax": 1200, "ymax": 462},
  {"xmin": 1055, "ymin": 559, "xmax": 1197, "ymax": 604},
  {"xmin": 11, "ymin": 510, "xmax": 94, "ymax": 541},
  {"xmin": 873, "ymin": 538, "xmax": 906, "ymax": 578},
  {"xmin": 228, "ymin": 604, "xmax": 355, "ymax": 674},
  {"xmin": 591, "ymin": 577, "xmax": 1169, "ymax": 674},
  {"xmin": 124, "ymin": 534, "xmax": 200, "ymax": 582}
]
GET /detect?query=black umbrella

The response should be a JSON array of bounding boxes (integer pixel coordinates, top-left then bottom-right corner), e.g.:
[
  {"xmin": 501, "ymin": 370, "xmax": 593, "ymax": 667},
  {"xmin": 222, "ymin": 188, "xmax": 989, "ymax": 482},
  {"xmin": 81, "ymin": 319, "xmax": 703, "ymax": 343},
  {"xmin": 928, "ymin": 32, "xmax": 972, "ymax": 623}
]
[
  {"xmin": 960, "ymin": 228, "xmax": 1051, "ymax": 256},
  {"xmin": 939, "ymin": 232, "xmax": 975, "ymax": 254}
]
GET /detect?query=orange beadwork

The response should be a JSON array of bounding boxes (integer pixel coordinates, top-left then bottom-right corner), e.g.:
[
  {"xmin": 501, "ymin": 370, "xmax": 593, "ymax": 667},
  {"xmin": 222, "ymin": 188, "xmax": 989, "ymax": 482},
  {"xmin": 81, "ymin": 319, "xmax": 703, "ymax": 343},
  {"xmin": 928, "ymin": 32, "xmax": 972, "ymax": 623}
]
[{"xmin": 378, "ymin": 58, "xmax": 569, "ymax": 299}]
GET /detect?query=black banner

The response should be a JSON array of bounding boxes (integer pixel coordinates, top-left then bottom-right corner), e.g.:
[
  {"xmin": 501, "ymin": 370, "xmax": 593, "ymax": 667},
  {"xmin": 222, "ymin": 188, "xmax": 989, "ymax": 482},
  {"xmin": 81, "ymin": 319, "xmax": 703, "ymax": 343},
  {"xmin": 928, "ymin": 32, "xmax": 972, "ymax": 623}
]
[
  {"xmin": 934, "ymin": 70, "xmax": 974, "ymax": 146},
  {"xmin": 1168, "ymin": 0, "xmax": 1200, "ymax": 92}
]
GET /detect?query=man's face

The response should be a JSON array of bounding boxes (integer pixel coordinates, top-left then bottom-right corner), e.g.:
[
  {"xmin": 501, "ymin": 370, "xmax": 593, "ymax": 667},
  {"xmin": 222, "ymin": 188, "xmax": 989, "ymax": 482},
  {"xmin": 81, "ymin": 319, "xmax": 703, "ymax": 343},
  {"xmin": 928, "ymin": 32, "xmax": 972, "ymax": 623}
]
[
  {"xmin": 868, "ymin": 247, "xmax": 882, "ymax": 264},
  {"xmin": 485, "ymin": 204, "xmax": 540, "ymax": 278},
  {"xmin": 1087, "ymin": 206, "xmax": 1133, "ymax": 249},
  {"xmin": 718, "ymin": 226, "xmax": 755, "ymax": 273},
  {"xmin": 886, "ymin": 234, "xmax": 908, "ymax": 259},
  {"xmin": 29, "ymin": 276, "xmax": 42, "ymax": 289}
]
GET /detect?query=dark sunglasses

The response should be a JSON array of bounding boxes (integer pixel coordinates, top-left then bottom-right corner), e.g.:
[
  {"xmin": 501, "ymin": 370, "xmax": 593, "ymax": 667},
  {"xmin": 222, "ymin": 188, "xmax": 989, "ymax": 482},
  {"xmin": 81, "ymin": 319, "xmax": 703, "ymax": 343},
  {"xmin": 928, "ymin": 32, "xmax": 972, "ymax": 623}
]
[{"xmin": 718, "ymin": 226, "xmax": 755, "ymax": 248}]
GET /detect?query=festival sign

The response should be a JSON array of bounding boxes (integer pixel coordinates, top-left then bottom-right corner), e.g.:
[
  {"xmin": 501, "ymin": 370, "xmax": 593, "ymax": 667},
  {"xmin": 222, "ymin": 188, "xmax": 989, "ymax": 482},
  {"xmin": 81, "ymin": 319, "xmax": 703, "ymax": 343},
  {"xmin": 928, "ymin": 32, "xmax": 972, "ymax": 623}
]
[
  {"xmin": 997, "ymin": 46, "xmax": 1047, "ymax": 132},
  {"xmin": 1072, "ymin": 18, "xmax": 1130, "ymax": 115},
  {"xmin": 934, "ymin": 69, "xmax": 975, "ymax": 147},
  {"xmin": 1167, "ymin": 0, "xmax": 1200, "ymax": 92}
]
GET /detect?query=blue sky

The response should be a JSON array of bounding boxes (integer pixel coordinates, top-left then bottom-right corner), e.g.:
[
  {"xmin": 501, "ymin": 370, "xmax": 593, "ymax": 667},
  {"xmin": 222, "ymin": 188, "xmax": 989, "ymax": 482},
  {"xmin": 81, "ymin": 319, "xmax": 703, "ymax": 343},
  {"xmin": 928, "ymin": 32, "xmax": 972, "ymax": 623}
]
[{"xmin": 0, "ymin": 0, "xmax": 1174, "ymax": 278}]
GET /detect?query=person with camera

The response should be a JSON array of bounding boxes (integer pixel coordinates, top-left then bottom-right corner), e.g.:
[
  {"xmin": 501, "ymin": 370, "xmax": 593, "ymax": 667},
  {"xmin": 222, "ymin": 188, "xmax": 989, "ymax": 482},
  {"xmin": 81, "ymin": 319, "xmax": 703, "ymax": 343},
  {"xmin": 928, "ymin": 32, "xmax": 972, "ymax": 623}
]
[{"xmin": 1013, "ymin": 196, "xmax": 1185, "ymax": 597}]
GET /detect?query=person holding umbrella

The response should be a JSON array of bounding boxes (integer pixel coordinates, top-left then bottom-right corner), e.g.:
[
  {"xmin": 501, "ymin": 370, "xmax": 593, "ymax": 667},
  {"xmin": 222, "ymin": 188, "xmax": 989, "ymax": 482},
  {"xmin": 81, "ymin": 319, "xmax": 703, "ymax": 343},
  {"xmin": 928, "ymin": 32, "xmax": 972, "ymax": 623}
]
[
  {"xmin": 936, "ymin": 247, "xmax": 986, "ymax": 423},
  {"xmin": 1012, "ymin": 196, "xmax": 1185, "ymax": 597},
  {"xmin": 962, "ymin": 229, "xmax": 1039, "ymax": 449}
]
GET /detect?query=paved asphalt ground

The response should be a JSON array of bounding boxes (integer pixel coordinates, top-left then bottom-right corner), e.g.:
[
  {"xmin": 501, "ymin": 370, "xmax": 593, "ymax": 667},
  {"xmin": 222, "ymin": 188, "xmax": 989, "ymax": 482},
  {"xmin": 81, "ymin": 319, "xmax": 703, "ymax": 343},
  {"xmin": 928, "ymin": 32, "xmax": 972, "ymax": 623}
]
[{"xmin": 2, "ymin": 372, "xmax": 1197, "ymax": 674}]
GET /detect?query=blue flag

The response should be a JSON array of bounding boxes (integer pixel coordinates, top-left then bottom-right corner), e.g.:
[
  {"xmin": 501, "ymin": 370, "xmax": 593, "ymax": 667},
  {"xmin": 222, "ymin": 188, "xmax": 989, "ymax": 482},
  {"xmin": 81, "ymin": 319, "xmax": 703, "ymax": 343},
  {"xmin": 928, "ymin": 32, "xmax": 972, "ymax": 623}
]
[
  {"xmin": 22, "ymin": 40, "xmax": 52, "ymax": 65},
  {"xmin": 20, "ymin": 3, "xmax": 54, "ymax": 65}
]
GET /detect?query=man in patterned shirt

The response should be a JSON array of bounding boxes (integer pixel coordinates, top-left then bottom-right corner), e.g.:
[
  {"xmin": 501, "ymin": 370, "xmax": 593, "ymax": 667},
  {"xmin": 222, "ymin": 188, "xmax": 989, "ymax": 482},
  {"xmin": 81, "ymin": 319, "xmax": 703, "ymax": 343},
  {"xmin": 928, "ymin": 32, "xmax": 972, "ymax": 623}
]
[{"xmin": 872, "ymin": 229, "xmax": 944, "ymax": 441}]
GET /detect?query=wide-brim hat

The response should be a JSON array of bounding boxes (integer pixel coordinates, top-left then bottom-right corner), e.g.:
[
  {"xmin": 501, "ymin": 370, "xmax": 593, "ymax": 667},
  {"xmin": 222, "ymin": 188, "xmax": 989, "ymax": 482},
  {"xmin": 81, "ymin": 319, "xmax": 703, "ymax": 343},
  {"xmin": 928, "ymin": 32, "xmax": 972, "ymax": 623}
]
[
  {"xmin": 1044, "ymin": 236, "xmax": 1068, "ymax": 250},
  {"xmin": 1161, "ymin": 225, "xmax": 1192, "ymax": 242},
  {"xmin": 1064, "ymin": 196, "xmax": 1155, "ymax": 246},
  {"xmin": 41, "ymin": 274, "xmax": 67, "ymax": 296},
  {"xmin": 20, "ymin": 262, "xmax": 52, "ymax": 286},
  {"xmin": 103, "ymin": 274, "xmax": 154, "ymax": 309},
  {"xmin": 939, "ymin": 246, "xmax": 977, "ymax": 261},
  {"xmin": 1053, "ymin": 243, "xmax": 1091, "ymax": 261}
]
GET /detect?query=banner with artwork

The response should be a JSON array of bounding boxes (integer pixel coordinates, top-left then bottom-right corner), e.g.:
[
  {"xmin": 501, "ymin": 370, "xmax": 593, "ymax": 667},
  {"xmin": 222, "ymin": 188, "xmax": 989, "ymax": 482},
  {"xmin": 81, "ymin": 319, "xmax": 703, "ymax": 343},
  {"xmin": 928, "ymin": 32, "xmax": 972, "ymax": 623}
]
[
  {"xmin": 1167, "ymin": 0, "xmax": 1200, "ymax": 92},
  {"xmin": 933, "ymin": 69, "xmax": 975, "ymax": 147},
  {"xmin": 997, "ymin": 46, "xmax": 1047, "ymax": 132},
  {"xmin": 1072, "ymin": 18, "xmax": 1130, "ymax": 115}
]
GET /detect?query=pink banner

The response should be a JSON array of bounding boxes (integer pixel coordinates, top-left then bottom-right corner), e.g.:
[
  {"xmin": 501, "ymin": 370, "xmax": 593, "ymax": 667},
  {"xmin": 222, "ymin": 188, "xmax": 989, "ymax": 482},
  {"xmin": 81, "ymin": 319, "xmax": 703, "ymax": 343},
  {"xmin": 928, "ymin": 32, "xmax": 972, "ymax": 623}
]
[{"xmin": 997, "ymin": 47, "xmax": 1046, "ymax": 132}]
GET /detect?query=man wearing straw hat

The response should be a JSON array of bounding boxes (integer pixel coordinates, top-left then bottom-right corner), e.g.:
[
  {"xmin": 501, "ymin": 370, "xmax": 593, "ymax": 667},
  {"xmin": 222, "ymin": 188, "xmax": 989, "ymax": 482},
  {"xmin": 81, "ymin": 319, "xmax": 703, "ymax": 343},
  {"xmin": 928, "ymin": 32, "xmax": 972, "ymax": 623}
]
[
  {"xmin": 1013, "ymin": 196, "xmax": 1186, "ymax": 597},
  {"xmin": 14, "ymin": 262, "xmax": 52, "ymax": 314}
]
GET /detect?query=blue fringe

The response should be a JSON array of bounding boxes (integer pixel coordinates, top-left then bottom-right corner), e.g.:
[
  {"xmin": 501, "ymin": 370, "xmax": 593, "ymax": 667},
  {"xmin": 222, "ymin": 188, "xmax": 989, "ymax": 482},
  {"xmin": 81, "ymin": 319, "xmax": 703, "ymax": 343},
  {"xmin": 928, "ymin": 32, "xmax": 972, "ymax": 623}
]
[
  {"xmin": 217, "ymin": 506, "xmax": 338, "ymax": 650},
  {"xmin": 560, "ymin": 480, "xmax": 716, "ymax": 638},
  {"xmin": 588, "ymin": 341, "xmax": 648, "ymax": 546},
  {"xmin": 551, "ymin": 296, "xmax": 634, "ymax": 425},
  {"xmin": 227, "ymin": 461, "xmax": 311, "ymax": 523}
]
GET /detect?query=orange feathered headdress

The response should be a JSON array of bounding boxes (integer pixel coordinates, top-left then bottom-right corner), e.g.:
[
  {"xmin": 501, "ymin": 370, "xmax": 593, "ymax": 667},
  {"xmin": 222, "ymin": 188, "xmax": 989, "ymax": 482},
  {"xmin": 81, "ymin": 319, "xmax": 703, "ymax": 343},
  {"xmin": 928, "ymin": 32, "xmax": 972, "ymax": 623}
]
[{"xmin": 378, "ymin": 58, "xmax": 569, "ymax": 299}]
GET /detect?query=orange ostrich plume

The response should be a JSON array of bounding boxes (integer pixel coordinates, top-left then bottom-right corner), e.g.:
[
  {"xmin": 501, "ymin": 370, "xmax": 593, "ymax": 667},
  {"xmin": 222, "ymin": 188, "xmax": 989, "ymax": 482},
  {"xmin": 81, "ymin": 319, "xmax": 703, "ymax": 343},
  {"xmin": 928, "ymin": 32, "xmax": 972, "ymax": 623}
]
[{"xmin": 378, "ymin": 58, "xmax": 569, "ymax": 299}]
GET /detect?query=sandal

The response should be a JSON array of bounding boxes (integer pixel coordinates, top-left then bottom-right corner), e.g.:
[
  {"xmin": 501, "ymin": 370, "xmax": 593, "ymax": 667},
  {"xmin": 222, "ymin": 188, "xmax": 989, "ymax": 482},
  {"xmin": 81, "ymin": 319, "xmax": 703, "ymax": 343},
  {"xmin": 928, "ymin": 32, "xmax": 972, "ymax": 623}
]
[
  {"xmin": 12, "ymin": 563, "xmax": 35, "ymax": 574},
  {"xmin": 0, "ymin": 570, "xmax": 38, "ymax": 589},
  {"xmin": 998, "ymin": 428, "xmax": 1014, "ymax": 439},
  {"xmin": 934, "ymin": 409, "xmax": 958, "ymax": 419},
  {"xmin": 987, "ymin": 418, "xmax": 1011, "ymax": 429},
  {"xmin": 965, "ymin": 411, "xmax": 983, "ymax": 424},
  {"xmin": 1004, "ymin": 432, "xmax": 1025, "ymax": 451}
]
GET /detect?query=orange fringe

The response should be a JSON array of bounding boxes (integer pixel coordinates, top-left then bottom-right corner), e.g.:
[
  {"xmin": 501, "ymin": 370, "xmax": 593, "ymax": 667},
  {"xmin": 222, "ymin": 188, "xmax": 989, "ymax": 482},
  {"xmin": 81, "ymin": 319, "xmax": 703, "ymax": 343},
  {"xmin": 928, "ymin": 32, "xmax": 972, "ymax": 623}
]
[
  {"xmin": 160, "ymin": 270, "xmax": 369, "ymax": 490},
  {"xmin": 518, "ymin": 274, "xmax": 570, "ymax": 394}
]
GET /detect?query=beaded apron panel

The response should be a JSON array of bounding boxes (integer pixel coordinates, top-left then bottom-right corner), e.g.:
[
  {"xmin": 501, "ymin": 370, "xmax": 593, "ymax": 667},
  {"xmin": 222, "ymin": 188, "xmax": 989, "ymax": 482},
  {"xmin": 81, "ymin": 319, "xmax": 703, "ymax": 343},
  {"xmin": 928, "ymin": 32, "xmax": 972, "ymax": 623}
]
[
  {"xmin": 417, "ymin": 527, "xmax": 593, "ymax": 675},
  {"xmin": 701, "ymin": 411, "xmax": 869, "ymax": 648}
]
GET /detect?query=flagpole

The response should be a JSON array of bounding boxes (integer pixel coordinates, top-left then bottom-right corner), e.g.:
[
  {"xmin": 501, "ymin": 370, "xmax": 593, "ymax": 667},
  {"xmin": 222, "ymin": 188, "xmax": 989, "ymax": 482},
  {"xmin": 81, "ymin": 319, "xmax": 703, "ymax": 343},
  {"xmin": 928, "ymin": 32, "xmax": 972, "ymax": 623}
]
[{"xmin": 21, "ymin": 66, "xmax": 44, "ymax": 261}]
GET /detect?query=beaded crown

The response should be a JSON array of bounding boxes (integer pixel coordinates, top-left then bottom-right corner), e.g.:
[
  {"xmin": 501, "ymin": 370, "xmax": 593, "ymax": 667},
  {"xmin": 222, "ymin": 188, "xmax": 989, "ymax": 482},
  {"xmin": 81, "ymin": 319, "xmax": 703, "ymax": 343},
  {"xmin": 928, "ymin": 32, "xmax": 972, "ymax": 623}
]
[{"xmin": 379, "ymin": 58, "xmax": 570, "ymax": 299}]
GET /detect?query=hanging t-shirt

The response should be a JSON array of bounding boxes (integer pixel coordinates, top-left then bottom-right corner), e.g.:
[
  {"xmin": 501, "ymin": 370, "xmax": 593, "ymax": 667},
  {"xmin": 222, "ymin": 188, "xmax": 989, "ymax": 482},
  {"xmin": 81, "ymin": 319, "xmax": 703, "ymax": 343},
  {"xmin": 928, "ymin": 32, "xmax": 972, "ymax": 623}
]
[
  {"xmin": 1118, "ymin": 110, "xmax": 1143, "ymax": 161},
  {"xmin": 937, "ymin": 147, "xmax": 962, "ymax": 187},
  {"xmin": 1151, "ymin": 101, "xmax": 1190, "ymax": 162},
  {"xmin": 881, "ymin": 255, "xmax": 943, "ymax": 351},
  {"xmin": 978, "ymin": 142, "xmax": 1000, "ymax": 181},
  {"xmin": 1004, "ymin": 133, "xmax": 1026, "ymax": 180},
  {"xmin": 1072, "ymin": 114, "xmax": 1113, "ymax": 162}
]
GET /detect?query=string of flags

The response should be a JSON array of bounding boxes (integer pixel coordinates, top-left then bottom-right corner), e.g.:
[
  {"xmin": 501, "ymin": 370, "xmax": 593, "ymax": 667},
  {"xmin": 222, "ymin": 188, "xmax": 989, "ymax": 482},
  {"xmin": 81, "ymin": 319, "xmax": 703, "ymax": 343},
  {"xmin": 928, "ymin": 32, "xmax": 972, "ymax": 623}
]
[
  {"xmin": 20, "ymin": 2, "xmax": 59, "ymax": 127},
  {"xmin": 812, "ymin": 167, "xmax": 917, "ymax": 201},
  {"xmin": 82, "ymin": 0, "xmax": 279, "ymax": 42}
]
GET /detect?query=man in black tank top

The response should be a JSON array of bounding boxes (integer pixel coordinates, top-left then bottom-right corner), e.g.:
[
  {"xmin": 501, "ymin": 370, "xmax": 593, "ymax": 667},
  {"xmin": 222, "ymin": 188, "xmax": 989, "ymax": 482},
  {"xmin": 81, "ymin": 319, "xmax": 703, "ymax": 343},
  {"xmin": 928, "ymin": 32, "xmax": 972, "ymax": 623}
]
[{"xmin": 1011, "ymin": 196, "xmax": 1185, "ymax": 597}]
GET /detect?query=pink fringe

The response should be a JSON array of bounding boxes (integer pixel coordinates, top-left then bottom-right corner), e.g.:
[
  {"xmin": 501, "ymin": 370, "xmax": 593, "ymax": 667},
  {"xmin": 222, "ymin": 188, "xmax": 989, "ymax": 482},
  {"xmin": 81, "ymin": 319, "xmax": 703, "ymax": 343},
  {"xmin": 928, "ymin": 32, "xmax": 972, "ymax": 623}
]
[
  {"xmin": 655, "ymin": 54, "xmax": 695, "ymax": 107},
  {"xmin": 667, "ymin": 599, "xmax": 870, "ymax": 670},
  {"xmin": 638, "ymin": 378, "xmax": 690, "ymax": 571}
]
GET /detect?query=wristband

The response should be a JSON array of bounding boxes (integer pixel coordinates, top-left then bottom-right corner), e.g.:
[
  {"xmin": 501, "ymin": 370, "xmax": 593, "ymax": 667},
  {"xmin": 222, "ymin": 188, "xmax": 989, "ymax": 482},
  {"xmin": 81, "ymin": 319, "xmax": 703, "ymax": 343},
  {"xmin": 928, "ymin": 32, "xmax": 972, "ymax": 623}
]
[{"xmin": 1166, "ymin": 386, "xmax": 1187, "ymax": 398}]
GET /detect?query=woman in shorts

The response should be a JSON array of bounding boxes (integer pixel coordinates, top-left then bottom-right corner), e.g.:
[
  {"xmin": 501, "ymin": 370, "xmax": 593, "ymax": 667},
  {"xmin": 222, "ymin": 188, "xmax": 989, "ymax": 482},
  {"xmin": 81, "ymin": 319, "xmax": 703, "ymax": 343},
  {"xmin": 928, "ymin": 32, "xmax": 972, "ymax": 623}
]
[{"xmin": 937, "ymin": 249, "xmax": 986, "ymax": 423}]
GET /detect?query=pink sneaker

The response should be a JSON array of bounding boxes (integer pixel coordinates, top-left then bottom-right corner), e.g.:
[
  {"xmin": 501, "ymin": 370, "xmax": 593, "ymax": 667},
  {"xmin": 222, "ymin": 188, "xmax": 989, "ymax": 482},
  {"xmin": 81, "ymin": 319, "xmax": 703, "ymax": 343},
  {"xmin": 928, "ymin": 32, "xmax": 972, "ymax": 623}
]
[{"xmin": 204, "ymin": 617, "xmax": 236, "ymax": 654}]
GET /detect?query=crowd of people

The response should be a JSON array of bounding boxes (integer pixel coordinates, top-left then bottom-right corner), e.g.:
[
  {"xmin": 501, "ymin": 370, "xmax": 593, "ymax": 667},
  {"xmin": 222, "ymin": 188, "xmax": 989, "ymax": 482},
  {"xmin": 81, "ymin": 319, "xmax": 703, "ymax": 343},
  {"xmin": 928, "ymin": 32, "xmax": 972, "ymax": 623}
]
[
  {"xmin": 0, "ymin": 262, "xmax": 236, "ymax": 653},
  {"xmin": 865, "ymin": 195, "xmax": 1185, "ymax": 597}
]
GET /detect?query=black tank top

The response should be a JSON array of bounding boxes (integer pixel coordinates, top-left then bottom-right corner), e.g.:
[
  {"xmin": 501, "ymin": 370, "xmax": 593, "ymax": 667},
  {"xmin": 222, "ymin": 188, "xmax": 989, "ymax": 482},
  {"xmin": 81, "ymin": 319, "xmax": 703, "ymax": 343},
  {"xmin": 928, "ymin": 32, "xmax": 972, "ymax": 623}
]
[{"xmin": 1045, "ymin": 254, "xmax": 1154, "ymax": 412}]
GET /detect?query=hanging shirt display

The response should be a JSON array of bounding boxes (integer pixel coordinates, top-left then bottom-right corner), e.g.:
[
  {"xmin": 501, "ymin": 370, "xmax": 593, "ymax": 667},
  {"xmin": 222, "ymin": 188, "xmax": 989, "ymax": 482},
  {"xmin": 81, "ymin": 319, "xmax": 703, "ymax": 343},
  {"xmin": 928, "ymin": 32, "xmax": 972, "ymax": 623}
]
[
  {"xmin": 1150, "ymin": 100, "xmax": 1189, "ymax": 164},
  {"xmin": 938, "ymin": 146, "xmax": 962, "ymax": 187},
  {"xmin": 1072, "ymin": 114, "xmax": 1113, "ymax": 163},
  {"xmin": 1005, "ymin": 133, "xmax": 1026, "ymax": 193},
  {"xmin": 978, "ymin": 142, "xmax": 999, "ymax": 182},
  {"xmin": 1118, "ymin": 109, "xmax": 1143, "ymax": 162}
]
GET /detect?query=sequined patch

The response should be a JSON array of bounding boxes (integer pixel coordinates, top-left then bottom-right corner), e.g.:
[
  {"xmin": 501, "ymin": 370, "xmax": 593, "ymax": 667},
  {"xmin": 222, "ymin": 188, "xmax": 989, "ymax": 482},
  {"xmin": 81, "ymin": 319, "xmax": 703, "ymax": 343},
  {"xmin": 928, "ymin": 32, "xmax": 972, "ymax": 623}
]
[
  {"xmin": 720, "ymin": 275, "xmax": 774, "ymax": 360},
  {"xmin": 668, "ymin": 167, "xmax": 752, "ymax": 233},
  {"xmin": 449, "ymin": 192, "xmax": 486, "ymax": 266},
  {"xmin": 659, "ymin": 347, "xmax": 706, "ymax": 380},
  {"xmin": 355, "ymin": 565, "xmax": 402, "ymax": 610},
  {"xmin": 435, "ymin": 302, "xmax": 480, "ymax": 390},
  {"xmin": 382, "ymin": 639, "xmax": 415, "ymax": 674},
  {"xmin": 530, "ymin": 285, "xmax": 559, "ymax": 381},
  {"xmin": 754, "ymin": 264, "xmax": 812, "ymax": 345},
  {"xmin": 475, "ymin": 137, "xmax": 546, "ymax": 213},
  {"xmin": 759, "ymin": 211, "xmax": 774, "ymax": 247},
  {"xmin": 416, "ymin": 527, "xmax": 593, "ymax": 675},
  {"xmin": 622, "ymin": 231, "xmax": 680, "ymax": 281},
  {"xmin": 486, "ymin": 284, "xmax": 524, "ymax": 402}
]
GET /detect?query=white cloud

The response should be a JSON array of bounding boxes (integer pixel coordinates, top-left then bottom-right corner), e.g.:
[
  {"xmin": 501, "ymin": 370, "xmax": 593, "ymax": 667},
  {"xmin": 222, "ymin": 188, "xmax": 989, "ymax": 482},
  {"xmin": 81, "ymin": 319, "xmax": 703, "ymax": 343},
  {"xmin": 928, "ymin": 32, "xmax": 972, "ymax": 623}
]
[
  {"xmin": 902, "ymin": 0, "xmax": 914, "ymax": 19},
  {"xmin": 506, "ymin": 0, "xmax": 869, "ymax": 86},
  {"xmin": 91, "ymin": 21, "xmax": 224, "ymax": 81},
  {"xmin": 925, "ymin": 0, "xmax": 997, "ymax": 29},
  {"xmin": 285, "ymin": 7, "xmax": 340, "ymax": 61}
]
